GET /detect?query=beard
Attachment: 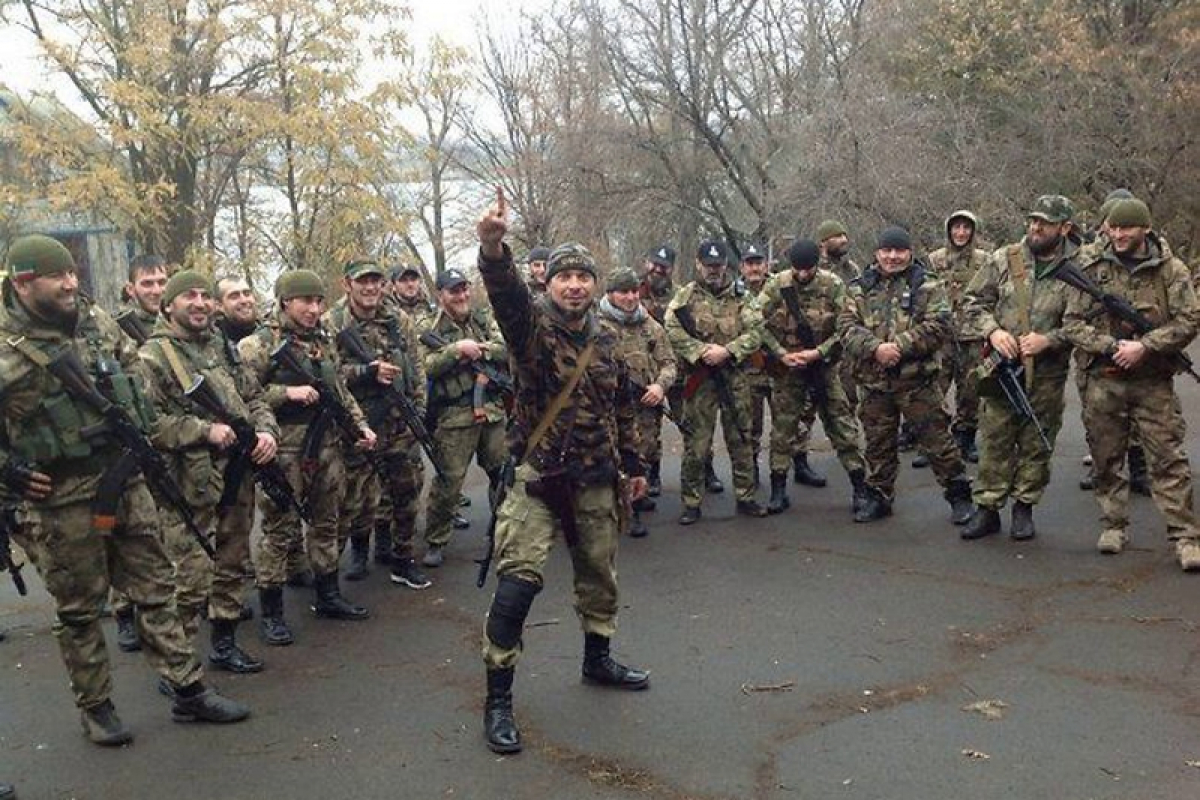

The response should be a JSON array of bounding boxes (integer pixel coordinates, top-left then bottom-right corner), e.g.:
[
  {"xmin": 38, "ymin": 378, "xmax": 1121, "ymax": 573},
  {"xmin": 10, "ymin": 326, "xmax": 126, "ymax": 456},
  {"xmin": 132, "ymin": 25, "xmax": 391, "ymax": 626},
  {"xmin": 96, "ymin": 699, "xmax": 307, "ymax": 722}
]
[
  {"xmin": 825, "ymin": 243, "xmax": 847, "ymax": 259},
  {"xmin": 1029, "ymin": 233, "xmax": 1062, "ymax": 257},
  {"xmin": 26, "ymin": 292, "xmax": 79, "ymax": 330},
  {"xmin": 648, "ymin": 271, "xmax": 672, "ymax": 292}
]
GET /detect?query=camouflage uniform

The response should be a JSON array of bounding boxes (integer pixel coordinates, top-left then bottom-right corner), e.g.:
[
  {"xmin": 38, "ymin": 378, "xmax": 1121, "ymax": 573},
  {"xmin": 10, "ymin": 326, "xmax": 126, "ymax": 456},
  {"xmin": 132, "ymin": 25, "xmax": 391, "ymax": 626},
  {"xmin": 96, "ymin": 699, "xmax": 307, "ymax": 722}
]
[
  {"xmin": 927, "ymin": 211, "xmax": 990, "ymax": 447},
  {"xmin": 963, "ymin": 237, "xmax": 1076, "ymax": 513},
  {"xmin": 1062, "ymin": 231, "xmax": 1200, "ymax": 558},
  {"xmin": 638, "ymin": 274, "xmax": 679, "ymax": 487},
  {"xmin": 0, "ymin": 292, "xmax": 202, "ymax": 710},
  {"xmin": 740, "ymin": 278, "xmax": 774, "ymax": 477},
  {"xmin": 839, "ymin": 257, "xmax": 973, "ymax": 516},
  {"xmin": 419, "ymin": 304, "xmax": 508, "ymax": 552},
  {"xmin": 140, "ymin": 318, "xmax": 278, "ymax": 641},
  {"xmin": 809, "ymin": 249, "xmax": 863, "ymax": 429},
  {"xmin": 665, "ymin": 280, "xmax": 765, "ymax": 510}
]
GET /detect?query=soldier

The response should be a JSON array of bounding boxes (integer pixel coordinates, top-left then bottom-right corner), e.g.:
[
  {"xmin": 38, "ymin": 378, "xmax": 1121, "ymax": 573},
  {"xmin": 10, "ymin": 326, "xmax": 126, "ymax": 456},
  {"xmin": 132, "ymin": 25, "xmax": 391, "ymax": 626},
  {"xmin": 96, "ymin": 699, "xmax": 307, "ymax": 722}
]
[
  {"xmin": 960, "ymin": 197, "xmax": 1079, "ymax": 541},
  {"xmin": 838, "ymin": 226, "xmax": 975, "ymax": 525},
  {"xmin": 758, "ymin": 239, "xmax": 868, "ymax": 515},
  {"xmin": 419, "ymin": 268, "xmax": 508, "ymax": 566},
  {"xmin": 666, "ymin": 239, "xmax": 768, "ymax": 524},
  {"xmin": 326, "ymin": 258, "xmax": 431, "ymax": 589},
  {"xmin": 637, "ymin": 243, "xmax": 683, "ymax": 495},
  {"xmin": 738, "ymin": 243, "xmax": 774, "ymax": 488},
  {"xmin": 392, "ymin": 264, "xmax": 433, "ymax": 317},
  {"xmin": 927, "ymin": 210, "xmax": 990, "ymax": 463},
  {"xmin": 239, "ymin": 270, "xmax": 377, "ymax": 645},
  {"xmin": 597, "ymin": 266, "xmax": 678, "ymax": 537},
  {"xmin": 525, "ymin": 246, "xmax": 550, "ymax": 295},
  {"xmin": 816, "ymin": 220, "xmax": 862, "ymax": 285},
  {"xmin": 475, "ymin": 194, "xmax": 650, "ymax": 756},
  {"xmin": 139, "ymin": 271, "xmax": 278, "ymax": 672},
  {"xmin": 0, "ymin": 235, "xmax": 249, "ymax": 744},
  {"xmin": 1061, "ymin": 198, "xmax": 1200, "ymax": 570}
]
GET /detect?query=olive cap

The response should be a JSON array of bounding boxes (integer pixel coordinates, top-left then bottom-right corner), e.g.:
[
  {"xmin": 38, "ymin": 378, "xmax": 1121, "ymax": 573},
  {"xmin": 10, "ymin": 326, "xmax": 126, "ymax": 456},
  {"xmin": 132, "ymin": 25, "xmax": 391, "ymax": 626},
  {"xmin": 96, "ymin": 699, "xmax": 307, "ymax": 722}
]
[
  {"xmin": 1106, "ymin": 198, "xmax": 1152, "ymax": 228},
  {"xmin": 1028, "ymin": 195, "xmax": 1074, "ymax": 224},
  {"xmin": 162, "ymin": 269, "xmax": 211, "ymax": 307},
  {"xmin": 606, "ymin": 267, "xmax": 640, "ymax": 292},
  {"xmin": 276, "ymin": 269, "xmax": 326, "ymax": 300},
  {"xmin": 5, "ymin": 234, "xmax": 75, "ymax": 280},
  {"xmin": 815, "ymin": 220, "xmax": 848, "ymax": 242}
]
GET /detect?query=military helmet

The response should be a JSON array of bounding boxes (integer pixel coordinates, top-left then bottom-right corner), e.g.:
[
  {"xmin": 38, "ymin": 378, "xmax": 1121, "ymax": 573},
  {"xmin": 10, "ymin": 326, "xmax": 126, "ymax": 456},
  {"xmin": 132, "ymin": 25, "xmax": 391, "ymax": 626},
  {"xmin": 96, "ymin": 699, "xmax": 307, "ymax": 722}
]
[
  {"xmin": 1028, "ymin": 195, "xmax": 1074, "ymax": 223},
  {"xmin": 276, "ymin": 269, "xmax": 326, "ymax": 301},
  {"xmin": 5, "ymin": 234, "xmax": 75, "ymax": 280},
  {"xmin": 545, "ymin": 243, "xmax": 597, "ymax": 281}
]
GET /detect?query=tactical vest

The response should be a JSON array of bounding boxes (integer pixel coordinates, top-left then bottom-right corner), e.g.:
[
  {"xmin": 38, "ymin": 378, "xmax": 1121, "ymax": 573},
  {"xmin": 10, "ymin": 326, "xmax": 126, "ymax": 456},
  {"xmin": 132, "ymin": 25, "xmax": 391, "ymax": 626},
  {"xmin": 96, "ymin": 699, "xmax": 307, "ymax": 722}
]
[
  {"xmin": 428, "ymin": 309, "xmax": 493, "ymax": 409},
  {"xmin": 259, "ymin": 326, "xmax": 339, "ymax": 425}
]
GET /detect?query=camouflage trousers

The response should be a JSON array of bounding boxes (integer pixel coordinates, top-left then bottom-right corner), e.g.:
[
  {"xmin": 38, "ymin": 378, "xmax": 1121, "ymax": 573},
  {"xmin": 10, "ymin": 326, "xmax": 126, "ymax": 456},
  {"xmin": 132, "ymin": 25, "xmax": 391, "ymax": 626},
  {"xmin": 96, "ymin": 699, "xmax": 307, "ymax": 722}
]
[
  {"xmin": 648, "ymin": 380, "xmax": 686, "ymax": 467},
  {"xmin": 1082, "ymin": 373, "xmax": 1197, "ymax": 538},
  {"xmin": 860, "ymin": 380, "xmax": 965, "ymax": 501},
  {"xmin": 680, "ymin": 374, "xmax": 756, "ymax": 506},
  {"xmin": 13, "ymin": 483, "xmax": 202, "ymax": 709},
  {"xmin": 427, "ymin": 420, "xmax": 506, "ymax": 548},
  {"xmin": 770, "ymin": 369, "xmax": 864, "ymax": 475},
  {"xmin": 482, "ymin": 464, "xmax": 620, "ymax": 670},
  {"xmin": 257, "ymin": 425, "xmax": 345, "ymax": 584},
  {"xmin": 939, "ymin": 339, "xmax": 983, "ymax": 434},
  {"xmin": 973, "ymin": 373, "xmax": 1067, "ymax": 509},
  {"xmin": 747, "ymin": 376, "xmax": 772, "ymax": 464},
  {"xmin": 161, "ymin": 476, "xmax": 255, "ymax": 639},
  {"xmin": 798, "ymin": 360, "xmax": 859, "ymax": 451}
]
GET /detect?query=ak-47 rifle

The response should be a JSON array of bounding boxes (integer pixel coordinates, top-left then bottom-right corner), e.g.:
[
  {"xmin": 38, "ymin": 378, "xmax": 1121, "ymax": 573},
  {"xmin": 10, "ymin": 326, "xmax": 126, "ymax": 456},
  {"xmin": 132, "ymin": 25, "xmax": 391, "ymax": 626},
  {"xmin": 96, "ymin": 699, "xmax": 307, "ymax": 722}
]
[
  {"xmin": 1056, "ymin": 261, "xmax": 1200, "ymax": 383},
  {"xmin": 778, "ymin": 283, "xmax": 830, "ymax": 410},
  {"xmin": 46, "ymin": 346, "xmax": 215, "ymax": 558},
  {"xmin": 184, "ymin": 375, "xmax": 310, "ymax": 522},
  {"xmin": 475, "ymin": 458, "xmax": 514, "ymax": 588},
  {"xmin": 418, "ymin": 329, "xmax": 514, "ymax": 399},
  {"xmin": 672, "ymin": 305, "xmax": 748, "ymax": 443},
  {"xmin": 982, "ymin": 351, "xmax": 1053, "ymax": 452},
  {"xmin": 336, "ymin": 327, "xmax": 446, "ymax": 479},
  {"xmin": 270, "ymin": 338, "xmax": 372, "ymax": 448},
  {"xmin": 627, "ymin": 377, "xmax": 691, "ymax": 436},
  {"xmin": 0, "ymin": 503, "xmax": 27, "ymax": 595},
  {"xmin": 114, "ymin": 310, "xmax": 151, "ymax": 345}
]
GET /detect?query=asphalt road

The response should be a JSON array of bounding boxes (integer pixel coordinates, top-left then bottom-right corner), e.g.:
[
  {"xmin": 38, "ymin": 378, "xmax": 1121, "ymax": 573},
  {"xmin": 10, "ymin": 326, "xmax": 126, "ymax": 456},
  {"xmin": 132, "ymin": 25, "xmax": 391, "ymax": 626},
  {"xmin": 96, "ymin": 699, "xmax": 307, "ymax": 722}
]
[{"xmin": 3, "ymin": 380, "xmax": 1199, "ymax": 800}]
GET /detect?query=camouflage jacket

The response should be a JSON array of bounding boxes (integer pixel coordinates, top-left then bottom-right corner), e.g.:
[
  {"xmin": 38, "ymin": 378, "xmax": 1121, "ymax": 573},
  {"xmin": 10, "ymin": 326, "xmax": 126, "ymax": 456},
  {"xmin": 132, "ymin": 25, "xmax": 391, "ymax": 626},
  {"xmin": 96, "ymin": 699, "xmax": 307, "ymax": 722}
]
[
  {"xmin": 664, "ymin": 280, "xmax": 765, "ymax": 371},
  {"xmin": 638, "ymin": 279, "xmax": 675, "ymax": 324},
  {"xmin": 821, "ymin": 253, "xmax": 862, "ymax": 287},
  {"xmin": 758, "ymin": 269, "xmax": 850, "ymax": 364},
  {"xmin": 113, "ymin": 299, "xmax": 159, "ymax": 345},
  {"xmin": 477, "ymin": 246, "xmax": 643, "ymax": 483},
  {"xmin": 839, "ymin": 259, "xmax": 951, "ymax": 389},
  {"xmin": 418, "ymin": 304, "xmax": 509, "ymax": 428},
  {"xmin": 1062, "ymin": 233, "xmax": 1199, "ymax": 379},
  {"xmin": 596, "ymin": 297, "xmax": 678, "ymax": 393},
  {"xmin": 139, "ymin": 320, "xmax": 278, "ymax": 507},
  {"xmin": 0, "ymin": 290, "xmax": 156, "ymax": 508},
  {"xmin": 324, "ymin": 297, "xmax": 424, "ymax": 445},
  {"xmin": 963, "ymin": 238, "xmax": 1078, "ymax": 380},
  {"xmin": 391, "ymin": 294, "xmax": 434, "ymax": 320},
  {"xmin": 238, "ymin": 310, "xmax": 367, "ymax": 435},
  {"xmin": 928, "ymin": 245, "xmax": 990, "ymax": 341}
]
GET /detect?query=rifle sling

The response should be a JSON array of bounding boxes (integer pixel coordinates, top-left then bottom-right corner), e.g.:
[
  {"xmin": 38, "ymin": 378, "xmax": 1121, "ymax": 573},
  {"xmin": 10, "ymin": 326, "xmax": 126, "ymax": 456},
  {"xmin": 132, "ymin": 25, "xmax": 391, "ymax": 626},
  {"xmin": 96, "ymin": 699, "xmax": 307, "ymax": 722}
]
[{"xmin": 522, "ymin": 341, "xmax": 595, "ymax": 464}]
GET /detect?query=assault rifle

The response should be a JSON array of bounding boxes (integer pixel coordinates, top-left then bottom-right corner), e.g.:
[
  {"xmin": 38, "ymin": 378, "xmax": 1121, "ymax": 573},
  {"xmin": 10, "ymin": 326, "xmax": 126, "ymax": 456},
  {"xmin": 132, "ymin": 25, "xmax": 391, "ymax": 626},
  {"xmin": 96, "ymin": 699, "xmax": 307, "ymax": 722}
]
[
  {"xmin": 1055, "ymin": 261, "xmax": 1200, "ymax": 383},
  {"xmin": 270, "ymin": 339, "xmax": 372, "ymax": 449},
  {"xmin": 627, "ymin": 377, "xmax": 691, "ymax": 436},
  {"xmin": 0, "ymin": 504, "xmax": 27, "ymax": 595},
  {"xmin": 46, "ymin": 346, "xmax": 214, "ymax": 558},
  {"xmin": 672, "ymin": 305, "xmax": 748, "ymax": 443},
  {"xmin": 982, "ymin": 351, "xmax": 1053, "ymax": 453},
  {"xmin": 183, "ymin": 375, "xmax": 310, "ymax": 522},
  {"xmin": 778, "ymin": 284, "xmax": 830, "ymax": 410},
  {"xmin": 336, "ymin": 327, "xmax": 446, "ymax": 479},
  {"xmin": 475, "ymin": 459, "xmax": 514, "ymax": 588},
  {"xmin": 114, "ymin": 310, "xmax": 151, "ymax": 345},
  {"xmin": 418, "ymin": 330, "xmax": 515, "ymax": 400}
]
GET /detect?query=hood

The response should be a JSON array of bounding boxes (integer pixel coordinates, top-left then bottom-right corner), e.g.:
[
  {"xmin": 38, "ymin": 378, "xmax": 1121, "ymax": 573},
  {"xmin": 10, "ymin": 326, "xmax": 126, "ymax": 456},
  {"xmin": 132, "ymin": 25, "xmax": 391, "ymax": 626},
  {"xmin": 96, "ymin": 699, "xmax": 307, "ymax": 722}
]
[{"xmin": 945, "ymin": 209, "xmax": 980, "ymax": 248}]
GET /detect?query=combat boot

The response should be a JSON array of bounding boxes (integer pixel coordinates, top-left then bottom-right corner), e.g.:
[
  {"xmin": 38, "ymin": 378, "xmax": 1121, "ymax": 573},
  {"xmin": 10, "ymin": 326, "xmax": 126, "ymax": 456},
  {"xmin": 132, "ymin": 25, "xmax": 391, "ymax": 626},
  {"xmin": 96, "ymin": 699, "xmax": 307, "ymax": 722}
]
[
  {"xmin": 170, "ymin": 683, "xmax": 251, "ymax": 724},
  {"xmin": 311, "ymin": 571, "xmax": 370, "ymax": 621},
  {"xmin": 853, "ymin": 487, "xmax": 892, "ymax": 523},
  {"xmin": 581, "ymin": 633, "xmax": 650, "ymax": 690},
  {"xmin": 390, "ymin": 558, "xmax": 433, "ymax": 590},
  {"xmin": 766, "ymin": 472, "xmax": 790, "ymax": 514},
  {"xmin": 258, "ymin": 586, "xmax": 294, "ymax": 646},
  {"xmin": 1079, "ymin": 468, "xmax": 1095, "ymax": 491},
  {"xmin": 957, "ymin": 428, "xmax": 979, "ymax": 464},
  {"xmin": 678, "ymin": 506, "xmax": 702, "ymax": 526},
  {"xmin": 736, "ymin": 500, "xmax": 768, "ymax": 518},
  {"xmin": 1010, "ymin": 501, "xmax": 1036, "ymax": 540},
  {"xmin": 961, "ymin": 507, "xmax": 1001, "ymax": 540},
  {"xmin": 647, "ymin": 460, "xmax": 662, "ymax": 497},
  {"xmin": 208, "ymin": 619, "xmax": 264, "ymax": 674},
  {"xmin": 285, "ymin": 568, "xmax": 314, "ymax": 588},
  {"xmin": 373, "ymin": 520, "xmax": 393, "ymax": 566},
  {"xmin": 115, "ymin": 607, "xmax": 141, "ymax": 653},
  {"xmin": 792, "ymin": 453, "xmax": 827, "ymax": 487},
  {"xmin": 422, "ymin": 545, "xmax": 445, "ymax": 568},
  {"xmin": 945, "ymin": 477, "xmax": 975, "ymax": 525},
  {"xmin": 704, "ymin": 459, "xmax": 724, "ymax": 493},
  {"xmin": 484, "ymin": 668, "xmax": 521, "ymax": 754},
  {"xmin": 911, "ymin": 452, "xmax": 930, "ymax": 469},
  {"xmin": 629, "ymin": 511, "xmax": 649, "ymax": 538},
  {"xmin": 849, "ymin": 469, "xmax": 868, "ymax": 517},
  {"xmin": 343, "ymin": 535, "xmax": 370, "ymax": 582},
  {"xmin": 897, "ymin": 424, "xmax": 916, "ymax": 452},
  {"xmin": 1128, "ymin": 446, "xmax": 1151, "ymax": 496},
  {"xmin": 452, "ymin": 512, "xmax": 471, "ymax": 530},
  {"xmin": 80, "ymin": 699, "xmax": 133, "ymax": 746}
]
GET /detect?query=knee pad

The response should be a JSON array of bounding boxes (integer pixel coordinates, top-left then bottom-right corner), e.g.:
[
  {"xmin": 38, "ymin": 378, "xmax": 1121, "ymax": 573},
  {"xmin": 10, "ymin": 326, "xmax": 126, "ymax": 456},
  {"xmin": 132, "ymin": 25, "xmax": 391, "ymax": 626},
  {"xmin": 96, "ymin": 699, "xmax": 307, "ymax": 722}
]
[{"xmin": 486, "ymin": 574, "xmax": 542, "ymax": 651}]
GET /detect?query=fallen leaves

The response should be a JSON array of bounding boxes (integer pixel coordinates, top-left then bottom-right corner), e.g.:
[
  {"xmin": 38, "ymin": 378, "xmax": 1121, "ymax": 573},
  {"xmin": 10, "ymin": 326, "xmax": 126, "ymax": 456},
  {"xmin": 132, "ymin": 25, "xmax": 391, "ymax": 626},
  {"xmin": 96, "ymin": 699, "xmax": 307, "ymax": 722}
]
[
  {"xmin": 961, "ymin": 699, "xmax": 1008, "ymax": 720},
  {"xmin": 740, "ymin": 680, "xmax": 796, "ymax": 694}
]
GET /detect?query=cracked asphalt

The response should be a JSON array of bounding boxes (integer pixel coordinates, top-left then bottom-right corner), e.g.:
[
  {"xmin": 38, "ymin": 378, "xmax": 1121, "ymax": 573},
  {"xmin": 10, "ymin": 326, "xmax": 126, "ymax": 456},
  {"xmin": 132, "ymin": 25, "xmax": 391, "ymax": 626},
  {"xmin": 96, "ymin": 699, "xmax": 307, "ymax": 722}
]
[{"xmin": 3, "ymin": 383, "xmax": 1199, "ymax": 800}]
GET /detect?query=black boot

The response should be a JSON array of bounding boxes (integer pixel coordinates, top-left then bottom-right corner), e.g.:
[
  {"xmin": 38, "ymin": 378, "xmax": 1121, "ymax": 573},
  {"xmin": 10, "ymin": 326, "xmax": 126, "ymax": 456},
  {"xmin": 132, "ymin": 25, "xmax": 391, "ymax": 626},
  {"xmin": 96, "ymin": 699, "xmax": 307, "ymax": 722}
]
[
  {"xmin": 678, "ymin": 506, "xmax": 702, "ymax": 526},
  {"xmin": 1079, "ymin": 467, "xmax": 1095, "ymax": 491},
  {"xmin": 911, "ymin": 452, "xmax": 930, "ymax": 469},
  {"xmin": 854, "ymin": 486, "xmax": 892, "ymax": 523},
  {"xmin": 648, "ymin": 460, "xmax": 662, "ymax": 497},
  {"xmin": 767, "ymin": 472, "xmax": 790, "ymax": 514},
  {"xmin": 944, "ymin": 477, "xmax": 975, "ymax": 525},
  {"xmin": 209, "ymin": 619, "xmax": 264, "ymax": 674},
  {"xmin": 170, "ymin": 682, "xmax": 251, "ymax": 724},
  {"xmin": 344, "ymin": 535, "xmax": 370, "ymax": 582},
  {"xmin": 792, "ymin": 453, "xmax": 827, "ymax": 487},
  {"xmin": 849, "ymin": 468, "xmax": 868, "ymax": 517},
  {"xmin": 311, "ymin": 571, "xmax": 370, "ymax": 621},
  {"xmin": 484, "ymin": 668, "xmax": 521, "ymax": 754},
  {"xmin": 115, "ymin": 607, "xmax": 141, "ymax": 653},
  {"xmin": 1010, "ymin": 501, "xmax": 1036, "ymax": 540},
  {"xmin": 373, "ymin": 520, "xmax": 393, "ymax": 566},
  {"xmin": 1128, "ymin": 446, "xmax": 1151, "ymax": 496},
  {"xmin": 258, "ymin": 586, "xmax": 293, "ymax": 646},
  {"xmin": 961, "ymin": 507, "xmax": 1001, "ymax": 540},
  {"xmin": 957, "ymin": 428, "xmax": 979, "ymax": 464},
  {"xmin": 704, "ymin": 459, "xmax": 724, "ymax": 493},
  {"xmin": 452, "ymin": 512, "xmax": 471, "ymax": 530},
  {"xmin": 285, "ymin": 568, "xmax": 314, "ymax": 588},
  {"xmin": 80, "ymin": 699, "xmax": 133, "ymax": 746},
  {"xmin": 629, "ymin": 511, "xmax": 649, "ymax": 538},
  {"xmin": 582, "ymin": 633, "xmax": 650, "ymax": 690},
  {"xmin": 897, "ymin": 423, "xmax": 916, "ymax": 452}
]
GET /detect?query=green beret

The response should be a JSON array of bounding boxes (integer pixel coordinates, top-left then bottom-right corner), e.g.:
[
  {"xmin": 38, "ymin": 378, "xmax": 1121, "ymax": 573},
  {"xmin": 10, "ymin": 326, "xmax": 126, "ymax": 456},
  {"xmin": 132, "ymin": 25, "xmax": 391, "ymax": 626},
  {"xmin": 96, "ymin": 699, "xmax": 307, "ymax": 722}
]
[
  {"xmin": 546, "ymin": 243, "xmax": 597, "ymax": 282},
  {"xmin": 606, "ymin": 267, "xmax": 640, "ymax": 293},
  {"xmin": 815, "ymin": 220, "xmax": 848, "ymax": 242},
  {"xmin": 5, "ymin": 234, "xmax": 75, "ymax": 280},
  {"xmin": 1028, "ymin": 194, "xmax": 1074, "ymax": 223},
  {"xmin": 276, "ymin": 269, "xmax": 326, "ymax": 301},
  {"xmin": 1106, "ymin": 198, "xmax": 1152, "ymax": 228},
  {"xmin": 162, "ymin": 269, "xmax": 211, "ymax": 307},
  {"xmin": 344, "ymin": 258, "xmax": 384, "ymax": 280}
]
